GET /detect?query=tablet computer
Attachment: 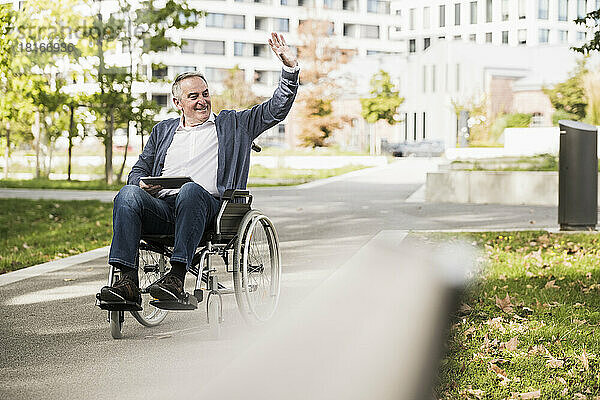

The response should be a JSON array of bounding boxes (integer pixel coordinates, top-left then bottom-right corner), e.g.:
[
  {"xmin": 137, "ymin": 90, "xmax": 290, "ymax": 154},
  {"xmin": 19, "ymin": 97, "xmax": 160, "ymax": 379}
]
[{"xmin": 140, "ymin": 176, "xmax": 193, "ymax": 189}]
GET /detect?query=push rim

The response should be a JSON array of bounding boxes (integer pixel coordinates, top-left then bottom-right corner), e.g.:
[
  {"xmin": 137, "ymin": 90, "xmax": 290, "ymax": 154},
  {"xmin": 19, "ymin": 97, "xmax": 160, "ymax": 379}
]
[
  {"xmin": 241, "ymin": 215, "xmax": 281, "ymax": 323},
  {"xmin": 131, "ymin": 248, "xmax": 169, "ymax": 326}
]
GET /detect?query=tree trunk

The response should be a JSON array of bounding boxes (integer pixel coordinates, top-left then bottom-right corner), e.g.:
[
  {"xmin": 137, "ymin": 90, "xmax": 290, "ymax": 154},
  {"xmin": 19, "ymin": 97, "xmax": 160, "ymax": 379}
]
[
  {"xmin": 47, "ymin": 137, "xmax": 54, "ymax": 178},
  {"xmin": 34, "ymin": 112, "xmax": 42, "ymax": 178},
  {"xmin": 4, "ymin": 123, "xmax": 9, "ymax": 179},
  {"xmin": 116, "ymin": 123, "xmax": 130, "ymax": 183},
  {"xmin": 68, "ymin": 104, "xmax": 74, "ymax": 181},
  {"xmin": 105, "ymin": 110, "xmax": 114, "ymax": 184}
]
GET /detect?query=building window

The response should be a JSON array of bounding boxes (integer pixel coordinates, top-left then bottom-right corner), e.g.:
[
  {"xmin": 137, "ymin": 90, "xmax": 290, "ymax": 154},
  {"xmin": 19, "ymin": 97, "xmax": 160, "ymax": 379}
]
[
  {"xmin": 578, "ymin": 0, "xmax": 587, "ymax": 18},
  {"xmin": 409, "ymin": 38, "xmax": 416, "ymax": 52},
  {"xmin": 470, "ymin": 1, "xmax": 478, "ymax": 23},
  {"xmin": 486, "ymin": 0, "xmax": 493, "ymax": 22},
  {"xmin": 577, "ymin": 31, "xmax": 587, "ymax": 41},
  {"xmin": 539, "ymin": 28, "xmax": 549, "ymax": 42},
  {"xmin": 234, "ymin": 42, "xmax": 247, "ymax": 56},
  {"xmin": 152, "ymin": 94, "xmax": 168, "ymax": 107},
  {"xmin": 423, "ymin": 6, "xmax": 430, "ymax": 28},
  {"xmin": 206, "ymin": 13, "xmax": 245, "ymax": 29},
  {"xmin": 558, "ymin": 0, "xmax": 568, "ymax": 21},
  {"xmin": 255, "ymin": 16, "xmax": 268, "ymax": 30},
  {"xmin": 454, "ymin": 34, "xmax": 462, "ymax": 40},
  {"xmin": 518, "ymin": 0, "xmax": 527, "ymax": 18},
  {"xmin": 455, "ymin": 3, "xmax": 461, "ymax": 25},
  {"xmin": 344, "ymin": 0, "xmax": 358, "ymax": 11},
  {"xmin": 367, "ymin": 0, "xmax": 390, "ymax": 14},
  {"xmin": 558, "ymin": 29, "xmax": 568, "ymax": 42},
  {"xmin": 275, "ymin": 18, "xmax": 289, "ymax": 32},
  {"xmin": 422, "ymin": 112, "xmax": 426, "ymax": 139},
  {"xmin": 538, "ymin": 0, "xmax": 549, "ymax": 18},
  {"xmin": 502, "ymin": 0, "xmax": 509, "ymax": 20},
  {"xmin": 424, "ymin": 37, "xmax": 431, "ymax": 49},
  {"xmin": 518, "ymin": 29, "xmax": 527, "ymax": 44},
  {"xmin": 172, "ymin": 66, "xmax": 196, "ymax": 77},
  {"xmin": 205, "ymin": 67, "xmax": 228, "ymax": 83},
  {"xmin": 439, "ymin": 4, "xmax": 446, "ymax": 27},
  {"xmin": 253, "ymin": 43, "xmax": 269, "ymax": 57},
  {"xmin": 486, "ymin": 32, "xmax": 493, "ymax": 42},
  {"xmin": 152, "ymin": 64, "xmax": 168, "ymax": 79},
  {"xmin": 360, "ymin": 24, "xmax": 380, "ymax": 39},
  {"xmin": 469, "ymin": 33, "xmax": 476, "ymax": 41},
  {"xmin": 502, "ymin": 30, "xmax": 509, "ymax": 43},
  {"xmin": 409, "ymin": 8, "xmax": 415, "ymax": 30},
  {"xmin": 181, "ymin": 39, "xmax": 225, "ymax": 55}
]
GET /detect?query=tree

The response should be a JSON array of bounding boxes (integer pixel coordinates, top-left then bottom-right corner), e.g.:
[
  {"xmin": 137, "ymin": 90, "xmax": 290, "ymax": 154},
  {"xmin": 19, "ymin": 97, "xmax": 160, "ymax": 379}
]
[
  {"xmin": 543, "ymin": 58, "xmax": 588, "ymax": 122},
  {"xmin": 573, "ymin": 9, "xmax": 600, "ymax": 54},
  {"xmin": 360, "ymin": 70, "xmax": 403, "ymax": 124},
  {"xmin": 360, "ymin": 70, "xmax": 403, "ymax": 154},
  {"xmin": 82, "ymin": 0, "xmax": 204, "ymax": 183},
  {"xmin": 295, "ymin": 19, "xmax": 352, "ymax": 147},
  {"xmin": 211, "ymin": 65, "xmax": 264, "ymax": 113}
]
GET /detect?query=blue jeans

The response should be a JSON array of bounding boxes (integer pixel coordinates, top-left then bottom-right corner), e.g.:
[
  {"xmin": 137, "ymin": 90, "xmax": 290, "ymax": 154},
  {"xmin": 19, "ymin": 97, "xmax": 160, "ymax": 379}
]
[{"xmin": 108, "ymin": 183, "xmax": 221, "ymax": 272}]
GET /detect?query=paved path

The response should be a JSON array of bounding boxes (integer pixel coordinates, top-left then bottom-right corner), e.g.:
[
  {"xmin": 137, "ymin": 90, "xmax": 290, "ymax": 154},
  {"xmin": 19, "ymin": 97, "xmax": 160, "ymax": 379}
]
[{"xmin": 0, "ymin": 158, "xmax": 560, "ymax": 399}]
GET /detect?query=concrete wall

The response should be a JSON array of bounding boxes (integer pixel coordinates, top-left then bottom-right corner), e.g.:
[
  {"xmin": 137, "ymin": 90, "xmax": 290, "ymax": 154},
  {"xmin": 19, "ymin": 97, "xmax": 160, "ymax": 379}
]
[{"xmin": 425, "ymin": 170, "xmax": 571, "ymax": 206}]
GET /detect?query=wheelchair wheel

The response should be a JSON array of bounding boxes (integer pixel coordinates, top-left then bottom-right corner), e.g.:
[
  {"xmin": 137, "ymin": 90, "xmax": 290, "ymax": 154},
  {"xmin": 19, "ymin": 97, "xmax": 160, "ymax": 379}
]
[
  {"xmin": 233, "ymin": 211, "xmax": 281, "ymax": 324},
  {"xmin": 131, "ymin": 246, "xmax": 169, "ymax": 327}
]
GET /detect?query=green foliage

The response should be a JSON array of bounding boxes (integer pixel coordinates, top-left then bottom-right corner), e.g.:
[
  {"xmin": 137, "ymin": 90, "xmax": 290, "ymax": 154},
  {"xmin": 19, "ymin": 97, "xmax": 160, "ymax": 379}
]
[
  {"xmin": 434, "ymin": 231, "xmax": 600, "ymax": 399},
  {"xmin": 543, "ymin": 59, "xmax": 588, "ymax": 120},
  {"xmin": 0, "ymin": 199, "xmax": 113, "ymax": 274},
  {"xmin": 552, "ymin": 109, "xmax": 580, "ymax": 125},
  {"xmin": 360, "ymin": 70, "xmax": 404, "ymax": 124},
  {"xmin": 572, "ymin": 9, "xmax": 600, "ymax": 54}
]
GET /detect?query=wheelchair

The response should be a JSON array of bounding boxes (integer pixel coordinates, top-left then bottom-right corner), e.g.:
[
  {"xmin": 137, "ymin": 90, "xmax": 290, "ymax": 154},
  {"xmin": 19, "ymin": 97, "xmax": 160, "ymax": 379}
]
[{"xmin": 96, "ymin": 189, "xmax": 282, "ymax": 339}]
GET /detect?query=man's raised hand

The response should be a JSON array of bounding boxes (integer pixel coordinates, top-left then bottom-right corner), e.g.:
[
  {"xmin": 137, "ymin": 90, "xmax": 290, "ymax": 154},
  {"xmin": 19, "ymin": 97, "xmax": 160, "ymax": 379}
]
[{"xmin": 268, "ymin": 32, "xmax": 297, "ymax": 69}]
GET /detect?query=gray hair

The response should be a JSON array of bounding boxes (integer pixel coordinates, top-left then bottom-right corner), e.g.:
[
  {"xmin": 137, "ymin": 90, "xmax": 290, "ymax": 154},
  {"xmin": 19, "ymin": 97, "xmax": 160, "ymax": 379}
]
[{"xmin": 171, "ymin": 71, "xmax": 208, "ymax": 100}]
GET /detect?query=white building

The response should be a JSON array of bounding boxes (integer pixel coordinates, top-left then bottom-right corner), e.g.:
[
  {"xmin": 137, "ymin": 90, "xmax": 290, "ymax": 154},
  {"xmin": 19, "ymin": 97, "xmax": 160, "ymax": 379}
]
[{"xmin": 390, "ymin": 0, "xmax": 598, "ymax": 52}]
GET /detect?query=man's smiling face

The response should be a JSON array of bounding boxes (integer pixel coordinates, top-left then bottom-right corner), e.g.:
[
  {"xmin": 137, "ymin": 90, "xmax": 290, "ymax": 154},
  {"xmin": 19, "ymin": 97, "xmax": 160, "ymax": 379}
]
[{"xmin": 173, "ymin": 76, "xmax": 212, "ymax": 126}]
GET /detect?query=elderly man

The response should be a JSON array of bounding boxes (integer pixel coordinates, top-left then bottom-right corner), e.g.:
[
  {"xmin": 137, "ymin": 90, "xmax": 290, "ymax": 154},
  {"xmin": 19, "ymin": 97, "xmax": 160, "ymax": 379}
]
[{"xmin": 99, "ymin": 32, "xmax": 298, "ymax": 308}]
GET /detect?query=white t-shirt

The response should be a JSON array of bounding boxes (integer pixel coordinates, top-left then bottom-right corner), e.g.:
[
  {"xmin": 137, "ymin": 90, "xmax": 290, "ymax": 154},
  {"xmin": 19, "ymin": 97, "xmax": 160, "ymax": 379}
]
[{"xmin": 158, "ymin": 113, "xmax": 219, "ymax": 198}]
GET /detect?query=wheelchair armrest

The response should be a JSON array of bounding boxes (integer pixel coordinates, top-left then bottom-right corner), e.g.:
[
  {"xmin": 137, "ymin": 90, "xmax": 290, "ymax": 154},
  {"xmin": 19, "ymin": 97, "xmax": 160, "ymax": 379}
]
[{"xmin": 222, "ymin": 189, "xmax": 251, "ymax": 202}]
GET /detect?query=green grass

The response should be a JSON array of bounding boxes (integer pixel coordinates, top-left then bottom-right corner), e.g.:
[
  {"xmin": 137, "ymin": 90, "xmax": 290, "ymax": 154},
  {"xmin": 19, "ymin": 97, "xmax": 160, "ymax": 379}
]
[
  {"xmin": 0, "ymin": 198, "xmax": 113, "ymax": 274},
  {"xmin": 433, "ymin": 231, "xmax": 600, "ymax": 399}
]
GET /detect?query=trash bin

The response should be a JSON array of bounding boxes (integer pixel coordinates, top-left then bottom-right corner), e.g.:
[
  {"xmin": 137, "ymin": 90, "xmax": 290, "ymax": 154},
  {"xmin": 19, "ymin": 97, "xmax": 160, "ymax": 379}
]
[{"xmin": 558, "ymin": 120, "xmax": 598, "ymax": 231}]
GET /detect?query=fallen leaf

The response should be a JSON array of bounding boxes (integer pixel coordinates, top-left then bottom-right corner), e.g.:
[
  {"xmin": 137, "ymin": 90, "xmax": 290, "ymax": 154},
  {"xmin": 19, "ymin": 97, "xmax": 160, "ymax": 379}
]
[
  {"xmin": 499, "ymin": 274, "xmax": 507, "ymax": 281},
  {"xmin": 22, "ymin": 243, "xmax": 30, "ymax": 249},
  {"xmin": 556, "ymin": 377, "xmax": 567, "ymax": 385},
  {"xmin": 459, "ymin": 303, "xmax": 473, "ymax": 313},
  {"xmin": 574, "ymin": 394, "xmax": 587, "ymax": 400},
  {"xmin": 547, "ymin": 357, "xmax": 564, "ymax": 368},
  {"xmin": 490, "ymin": 363, "xmax": 507, "ymax": 377},
  {"xmin": 496, "ymin": 294, "xmax": 514, "ymax": 313},
  {"xmin": 501, "ymin": 336, "xmax": 519, "ymax": 352},
  {"xmin": 510, "ymin": 390, "xmax": 541, "ymax": 399},
  {"xmin": 579, "ymin": 349, "xmax": 589, "ymax": 371},
  {"xmin": 545, "ymin": 280, "xmax": 560, "ymax": 289},
  {"xmin": 573, "ymin": 319, "xmax": 587, "ymax": 326}
]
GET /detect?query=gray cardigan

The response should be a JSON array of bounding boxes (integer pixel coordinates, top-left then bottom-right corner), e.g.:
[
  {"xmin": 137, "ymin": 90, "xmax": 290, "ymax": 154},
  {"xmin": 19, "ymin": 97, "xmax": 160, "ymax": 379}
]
[{"xmin": 127, "ymin": 68, "xmax": 299, "ymax": 198}]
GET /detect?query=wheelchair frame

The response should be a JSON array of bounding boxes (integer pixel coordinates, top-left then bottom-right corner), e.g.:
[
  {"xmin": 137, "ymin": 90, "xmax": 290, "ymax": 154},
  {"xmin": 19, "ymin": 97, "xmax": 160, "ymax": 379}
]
[{"xmin": 100, "ymin": 189, "xmax": 282, "ymax": 339}]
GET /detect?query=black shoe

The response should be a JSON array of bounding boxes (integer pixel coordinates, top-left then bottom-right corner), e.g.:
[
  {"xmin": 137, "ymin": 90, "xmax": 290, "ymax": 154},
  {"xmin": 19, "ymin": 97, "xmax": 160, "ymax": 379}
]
[
  {"xmin": 99, "ymin": 275, "xmax": 142, "ymax": 305},
  {"xmin": 148, "ymin": 274, "xmax": 184, "ymax": 301}
]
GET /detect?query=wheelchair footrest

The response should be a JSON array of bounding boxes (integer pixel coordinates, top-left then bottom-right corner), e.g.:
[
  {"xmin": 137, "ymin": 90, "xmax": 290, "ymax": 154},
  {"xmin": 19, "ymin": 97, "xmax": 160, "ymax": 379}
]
[
  {"xmin": 96, "ymin": 294, "xmax": 143, "ymax": 311},
  {"xmin": 150, "ymin": 292, "xmax": 198, "ymax": 310}
]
